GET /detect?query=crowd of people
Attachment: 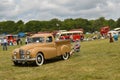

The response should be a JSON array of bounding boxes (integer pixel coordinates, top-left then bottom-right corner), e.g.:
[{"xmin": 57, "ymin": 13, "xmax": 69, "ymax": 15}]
[
  {"xmin": 1, "ymin": 37, "xmax": 24, "ymax": 51},
  {"xmin": 1, "ymin": 36, "xmax": 37, "ymax": 51}
]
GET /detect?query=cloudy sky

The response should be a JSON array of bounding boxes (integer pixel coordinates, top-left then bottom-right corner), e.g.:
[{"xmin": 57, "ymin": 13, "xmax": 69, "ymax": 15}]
[{"xmin": 0, "ymin": 0, "xmax": 120, "ymax": 22}]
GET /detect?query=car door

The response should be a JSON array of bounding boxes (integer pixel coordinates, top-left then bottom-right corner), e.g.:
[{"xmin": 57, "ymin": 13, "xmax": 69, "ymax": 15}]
[{"xmin": 45, "ymin": 36, "xmax": 57, "ymax": 59}]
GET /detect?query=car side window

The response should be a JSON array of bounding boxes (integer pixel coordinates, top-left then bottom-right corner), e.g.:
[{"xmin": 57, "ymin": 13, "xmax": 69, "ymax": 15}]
[{"xmin": 46, "ymin": 36, "xmax": 53, "ymax": 42}]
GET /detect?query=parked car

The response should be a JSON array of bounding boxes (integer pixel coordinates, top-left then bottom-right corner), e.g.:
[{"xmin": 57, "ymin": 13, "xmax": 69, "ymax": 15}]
[
  {"xmin": 6, "ymin": 34, "xmax": 18, "ymax": 45},
  {"xmin": 12, "ymin": 33, "xmax": 71, "ymax": 66}
]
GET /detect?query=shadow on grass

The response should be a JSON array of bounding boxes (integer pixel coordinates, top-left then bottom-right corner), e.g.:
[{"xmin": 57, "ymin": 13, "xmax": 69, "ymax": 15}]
[
  {"xmin": 12, "ymin": 57, "xmax": 63, "ymax": 67},
  {"xmin": 12, "ymin": 53, "xmax": 80, "ymax": 67}
]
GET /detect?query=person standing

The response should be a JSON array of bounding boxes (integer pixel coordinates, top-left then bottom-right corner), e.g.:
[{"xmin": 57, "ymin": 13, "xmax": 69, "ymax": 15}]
[
  {"xmin": 74, "ymin": 39, "xmax": 81, "ymax": 52},
  {"xmin": 16, "ymin": 38, "xmax": 19, "ymax": 45},
  {"xmin": 109, "ymin": 33, "xmax": 114, "ymax": 43},
  {"xmin": 25, "ymin": 36, "xmax": 30, "ymax": 44},
  {"xmin": 113, "ymin": 33, "xmax": 118, "ymax": 41},
  {"xmin": 3, "ymin": 37, "xmax": 8, "ymax": 51},
  {"xmin": 20, "ymin": 38, "xmax": 22, "ymax": 45},
  {"xmin": 70, "ymin": 39, "xmax": 81, "ymax": 55}
]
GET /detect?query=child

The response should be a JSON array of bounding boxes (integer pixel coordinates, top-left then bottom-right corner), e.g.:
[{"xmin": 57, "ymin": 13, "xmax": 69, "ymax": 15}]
[{"xmin": 70, "ymin": 39, "xmax": 80, "ymax": 55}]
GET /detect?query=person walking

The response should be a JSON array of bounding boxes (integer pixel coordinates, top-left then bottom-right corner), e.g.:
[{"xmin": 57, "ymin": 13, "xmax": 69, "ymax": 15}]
[{"xmin": 3, "ymin": 37, "xmax": 8, "ymax": 51}]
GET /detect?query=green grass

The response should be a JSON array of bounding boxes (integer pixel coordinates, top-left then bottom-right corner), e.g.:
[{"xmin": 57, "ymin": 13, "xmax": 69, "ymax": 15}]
[{"xmin": 0, "ymin": 39, "xmax": 120, "ymax": 80}]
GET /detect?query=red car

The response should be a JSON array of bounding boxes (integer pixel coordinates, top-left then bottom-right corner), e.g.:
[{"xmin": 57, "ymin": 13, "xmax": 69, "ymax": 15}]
[{"xmin": 6, "ymin": 34, "xmax": 18, "ymax": 45}]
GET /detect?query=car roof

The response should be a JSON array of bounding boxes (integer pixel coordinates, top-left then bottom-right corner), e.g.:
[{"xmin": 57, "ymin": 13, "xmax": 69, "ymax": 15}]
[{"xmin": 31, "ymin": 33, "xmax": 52, "ymax": 38}]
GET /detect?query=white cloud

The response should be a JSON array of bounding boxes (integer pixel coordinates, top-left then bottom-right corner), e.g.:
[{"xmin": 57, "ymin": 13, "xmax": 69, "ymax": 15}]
[{"xmin": 0, "ymin": 0, "xmax": 120, "ymax": 21}]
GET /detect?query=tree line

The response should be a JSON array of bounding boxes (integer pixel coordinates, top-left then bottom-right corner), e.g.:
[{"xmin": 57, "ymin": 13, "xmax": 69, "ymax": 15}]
[{"xmin": 0, "ymin": 17, "xmax": 120, "ymax": 34}]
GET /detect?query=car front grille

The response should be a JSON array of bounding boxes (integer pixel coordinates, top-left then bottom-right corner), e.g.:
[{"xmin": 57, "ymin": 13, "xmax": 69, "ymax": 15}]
[{"xmin": 19, "ymin": 49, "xmax": 25, "ymax": 59}]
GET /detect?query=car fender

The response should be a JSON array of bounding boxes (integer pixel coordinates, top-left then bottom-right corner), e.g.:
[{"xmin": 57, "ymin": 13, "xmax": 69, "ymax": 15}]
[{"xmin": 61, "ymin": 45, "xmax": 70, "ymax": 54}]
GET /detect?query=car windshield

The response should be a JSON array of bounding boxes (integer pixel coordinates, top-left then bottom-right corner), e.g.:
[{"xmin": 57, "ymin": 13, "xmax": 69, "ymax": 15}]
[{"xmin": 30, "ymin": 37, "xmax": 44, "ymax": 43}]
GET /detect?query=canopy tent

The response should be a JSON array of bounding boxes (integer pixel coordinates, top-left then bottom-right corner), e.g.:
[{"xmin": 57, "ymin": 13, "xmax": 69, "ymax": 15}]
[{"xmin": 18, "ymin": 32, "xmax": 25, "ymax": 37}]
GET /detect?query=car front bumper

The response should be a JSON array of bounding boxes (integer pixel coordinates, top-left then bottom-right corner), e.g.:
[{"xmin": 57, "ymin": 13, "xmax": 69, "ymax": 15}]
[{"xmin": 12, "ymin": 58, "xmax": 36, "ymax": 62}]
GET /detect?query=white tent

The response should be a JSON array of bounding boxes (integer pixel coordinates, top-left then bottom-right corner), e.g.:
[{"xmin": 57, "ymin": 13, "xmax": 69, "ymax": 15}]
[{"xmin": 114, "ymin": 28, "xmax": 120, "ymax": 31}]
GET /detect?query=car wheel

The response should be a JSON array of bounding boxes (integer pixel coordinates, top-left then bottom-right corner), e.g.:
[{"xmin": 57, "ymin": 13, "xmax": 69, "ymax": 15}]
[
  {"xmin": 35, "ymin": 53, "xmax": 44, "ymax": 66},
  {"xmin": 61, "ymin": 52, "xmax": 70, "ymax": 60}
]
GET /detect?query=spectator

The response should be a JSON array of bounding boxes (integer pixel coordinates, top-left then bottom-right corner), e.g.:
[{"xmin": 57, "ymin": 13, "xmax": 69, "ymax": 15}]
[
  {"xmin": 109, "ymin": 33, "xmax": 114, "ymax": 43},
  {"xmin": 113, "ymin": 33, "xmax": 118, "ymax": 41},
  {"xmin": 25, "ymin": 37, "xmax": 30, "ymax": 44},
  {"xmin": 70, "ymin": 39, "xmax": 81, "ymax": 55},
  {"xmin": 16, "ymin": 38, "xmax": 20, "ymax": 45},
  {"xmin": 80, "ymin": 35, "xmax": 84, "ymax": 41},
  {"xmin": 74, "ymin": 39, "xmax": 81, "ymax": 52},
  {"xmin": 60, "ymin": 36, "xmax": 65, "ymax": 40},
  {"xmin": 3, "ymin": 37, "xmax": 8, "ymax": 51},
  {"xmin": 20, "ymin": 38, "xmax": 22, "ymax": 45},
  {"xmin": 70, "ymin": 35, "xmax": 73, "ymax": 42}
]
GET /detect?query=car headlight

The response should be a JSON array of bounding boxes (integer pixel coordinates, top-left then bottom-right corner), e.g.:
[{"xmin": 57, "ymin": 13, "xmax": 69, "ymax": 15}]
[
  {"xmin": 13, "ymin": 51, "xmax": 17, "ymax": 59},
  {"xmin": 26, "ymin": 50, "xmax": 30, "ymax": 55},
  {"xmin": 26, "ymin": 50, "xmax": 31, "ymax": 59}
]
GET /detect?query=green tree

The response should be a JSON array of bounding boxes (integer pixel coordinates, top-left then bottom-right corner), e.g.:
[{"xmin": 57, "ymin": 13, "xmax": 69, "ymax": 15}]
[
  {"xmin": 0, "ymin": 21, "xmax": 16, "ymax": 34},
  {"xmin": 92, "ymin": 17, "xmax": 108, "ymax": 32},
  {"xmin": 107, "ymin": 19, "xmax": 116, "ymax": 29},
  {"xmin": 116, "ymin": 18, "xmax": 120, "ymax": 28},
  {"xmin": 49, "ymin": 18, "xmax": 62, "ymax": 30},
  {"xmin": 62, "ymin": 18, "xmax": 75, "ymax": 30},
  {"xmin": 25, "ymin": 20, "xmax": 41, "ymax": 32},
  {"xmin": 15, "ymin": 20, "xmax": 24, "ymax": 33},
  {"xmin": 74, "ymin": 18, "xmax": 90, "ymax": 32}
]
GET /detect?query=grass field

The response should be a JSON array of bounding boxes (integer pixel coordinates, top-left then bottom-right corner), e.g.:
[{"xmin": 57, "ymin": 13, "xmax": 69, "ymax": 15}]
[{"xmin": 0, "ymin": 38, "xmax": 120, "ymax": 80}]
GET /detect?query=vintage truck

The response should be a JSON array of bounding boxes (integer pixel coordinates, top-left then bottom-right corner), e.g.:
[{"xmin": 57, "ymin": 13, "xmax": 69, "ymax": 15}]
[{"xmin": 12, "ymin": 33, "xmax": 71, "ymax": 66}]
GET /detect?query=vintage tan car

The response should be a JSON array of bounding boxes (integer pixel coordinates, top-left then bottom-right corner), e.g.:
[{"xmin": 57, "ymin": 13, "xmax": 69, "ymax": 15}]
[{"xmin": 12, "ymin": 33, "xmax": 71, "ymax": 66}]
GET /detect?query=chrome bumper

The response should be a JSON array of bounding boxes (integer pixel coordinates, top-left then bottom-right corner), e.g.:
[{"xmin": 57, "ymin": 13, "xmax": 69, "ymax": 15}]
[{"xmin": 12, "ymin": 58, "xmax": 36, "ymax": 62}]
